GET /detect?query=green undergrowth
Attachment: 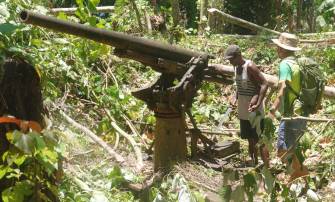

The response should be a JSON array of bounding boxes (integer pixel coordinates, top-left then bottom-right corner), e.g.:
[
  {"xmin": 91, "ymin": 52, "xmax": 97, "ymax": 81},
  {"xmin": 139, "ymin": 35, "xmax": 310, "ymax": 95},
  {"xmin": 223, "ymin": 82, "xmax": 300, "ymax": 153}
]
[{"xmin": 0, "ymin": 0, "xmax": 334, "ymax": 201}]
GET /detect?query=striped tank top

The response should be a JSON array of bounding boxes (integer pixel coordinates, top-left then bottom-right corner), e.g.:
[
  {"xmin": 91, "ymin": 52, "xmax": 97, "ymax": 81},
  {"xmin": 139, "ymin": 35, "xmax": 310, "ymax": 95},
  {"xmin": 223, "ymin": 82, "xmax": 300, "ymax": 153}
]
[{"xmin": 235, "ymin": 60, "xmax": 264, "ymax": 120}]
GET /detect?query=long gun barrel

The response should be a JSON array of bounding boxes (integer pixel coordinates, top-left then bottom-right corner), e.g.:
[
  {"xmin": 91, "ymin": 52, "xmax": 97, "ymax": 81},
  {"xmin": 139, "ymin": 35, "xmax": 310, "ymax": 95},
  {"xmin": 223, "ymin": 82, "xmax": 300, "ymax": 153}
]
[
  {"xmin": 19, "ymin": 10, "xmax": 232, "ymax": 113},
  {"xmin": 20, "ymin": 10, "xmax": 204, "ymax": 65}
]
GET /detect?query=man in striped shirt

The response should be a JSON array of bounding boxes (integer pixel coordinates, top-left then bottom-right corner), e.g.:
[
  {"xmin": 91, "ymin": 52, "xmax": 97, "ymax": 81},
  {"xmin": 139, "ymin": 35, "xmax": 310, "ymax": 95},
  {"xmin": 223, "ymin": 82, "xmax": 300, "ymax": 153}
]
[{"xmin": 224, "ymin": 45, "xmax": 269, "ymax": 166}]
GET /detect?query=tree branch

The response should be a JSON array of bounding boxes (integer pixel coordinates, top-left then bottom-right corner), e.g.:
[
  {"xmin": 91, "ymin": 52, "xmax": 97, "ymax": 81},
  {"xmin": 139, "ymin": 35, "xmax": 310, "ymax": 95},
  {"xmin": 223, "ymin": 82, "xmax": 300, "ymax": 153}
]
[{"xmin": 59, "ymin": 110, "xmax": 125, "ymax": 163}]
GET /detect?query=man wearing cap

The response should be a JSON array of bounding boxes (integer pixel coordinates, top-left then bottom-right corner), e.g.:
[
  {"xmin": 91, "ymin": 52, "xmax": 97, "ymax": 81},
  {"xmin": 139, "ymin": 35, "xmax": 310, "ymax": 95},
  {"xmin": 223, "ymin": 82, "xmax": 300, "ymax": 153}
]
[
  {"xmin": 269, "ymin": 32, "xmax": 309, "ymax": 181},
  {"xmin": 224, "ymin": 45, "xmax": 269, "ymax": 166}
]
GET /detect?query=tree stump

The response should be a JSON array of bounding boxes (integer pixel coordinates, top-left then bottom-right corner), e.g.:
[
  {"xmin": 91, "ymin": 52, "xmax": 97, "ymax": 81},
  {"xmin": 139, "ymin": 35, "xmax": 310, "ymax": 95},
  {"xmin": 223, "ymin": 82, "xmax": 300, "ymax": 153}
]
[{"xmin": 154, "ymin": 104, "xmax": 186, "ymax": 172}]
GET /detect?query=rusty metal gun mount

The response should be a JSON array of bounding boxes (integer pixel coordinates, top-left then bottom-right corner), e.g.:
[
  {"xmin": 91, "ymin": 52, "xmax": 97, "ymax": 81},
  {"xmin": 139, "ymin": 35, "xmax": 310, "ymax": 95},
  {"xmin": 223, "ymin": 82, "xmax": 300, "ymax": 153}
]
[{"xmin": 20, "ymin": 10, "xmax": 222, "ymax": 171}]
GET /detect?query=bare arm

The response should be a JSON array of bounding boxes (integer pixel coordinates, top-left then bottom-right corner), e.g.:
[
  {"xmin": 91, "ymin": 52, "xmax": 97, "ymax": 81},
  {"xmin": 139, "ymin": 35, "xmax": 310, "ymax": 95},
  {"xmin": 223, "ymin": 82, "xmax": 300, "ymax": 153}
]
[
  {"xmin": 270, "ymin": 80, "xmax": 286, "ymax": 113},
  {"xmin": 248, "ymin": 62, "xmax": 268, "ymax": 112}
]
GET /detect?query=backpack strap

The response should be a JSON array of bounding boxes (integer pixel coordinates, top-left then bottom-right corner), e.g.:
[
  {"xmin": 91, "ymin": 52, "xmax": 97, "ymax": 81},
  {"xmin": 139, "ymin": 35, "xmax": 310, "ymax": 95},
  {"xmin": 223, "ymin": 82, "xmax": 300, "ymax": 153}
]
[
  {"xmin": 282, "ymin": 57, "xmax": 300, "ymax": 98},
  {"xmin": 285, "ymin": 81, "xmax": 300, "ymax": 98},
  {"xmin": 0, "ymin": 117, "xmax": 42, "ymax": 133}
]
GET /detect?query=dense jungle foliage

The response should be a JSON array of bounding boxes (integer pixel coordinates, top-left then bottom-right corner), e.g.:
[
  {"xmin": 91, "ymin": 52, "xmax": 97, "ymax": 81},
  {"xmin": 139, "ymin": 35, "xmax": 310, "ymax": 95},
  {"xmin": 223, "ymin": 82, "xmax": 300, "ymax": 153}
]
[{"xmin": 0, "ymin": 0, "xmax": 334, "ymax": 201}]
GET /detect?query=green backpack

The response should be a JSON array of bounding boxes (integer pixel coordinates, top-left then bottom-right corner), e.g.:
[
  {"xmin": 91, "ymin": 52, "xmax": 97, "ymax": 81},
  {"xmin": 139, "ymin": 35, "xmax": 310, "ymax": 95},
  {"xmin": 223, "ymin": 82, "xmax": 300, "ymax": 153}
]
[{"xmin": 286, "ymin": 57, "xmax": 325, "ymax": 115}]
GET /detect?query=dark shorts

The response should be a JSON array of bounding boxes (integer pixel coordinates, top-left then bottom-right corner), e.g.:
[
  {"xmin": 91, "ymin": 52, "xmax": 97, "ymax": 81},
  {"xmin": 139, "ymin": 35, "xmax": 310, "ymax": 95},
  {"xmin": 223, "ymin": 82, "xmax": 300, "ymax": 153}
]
[
  {"xmin": 277, "ymin": 120, "xmax": 307, "ymax": 150},
  {"xmin": 239, "ymin": 119, "xmax": 264, "ymax": 140}
]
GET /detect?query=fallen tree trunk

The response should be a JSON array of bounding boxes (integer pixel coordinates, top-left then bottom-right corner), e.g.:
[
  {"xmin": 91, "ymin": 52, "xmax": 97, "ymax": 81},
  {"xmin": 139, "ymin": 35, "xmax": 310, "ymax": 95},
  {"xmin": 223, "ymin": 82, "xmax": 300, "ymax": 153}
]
[
  {"xmin": 208, "ymin": 64, "xmax": 335, "ymax": 99},
  {"xmin": 300, "ymin": 38, "xmax": 335, "ymax": 44},
  {"xmin": 208, "ymin": 8, "xmax": 280, "ymax": 35},
  {"xmin": 300, "ymin": 32, "xmax": 335, "ymax": 37},
  {"xmin": 282, "ymin": 116, "xmax": 335, "ymax": 122},
  {"xmin": 207, "ymin": 9, "xmax": 335, "ymax": 45},
  {"xmin": 49, "ymin": 6, "xmax": 115, "ymax": 14}
]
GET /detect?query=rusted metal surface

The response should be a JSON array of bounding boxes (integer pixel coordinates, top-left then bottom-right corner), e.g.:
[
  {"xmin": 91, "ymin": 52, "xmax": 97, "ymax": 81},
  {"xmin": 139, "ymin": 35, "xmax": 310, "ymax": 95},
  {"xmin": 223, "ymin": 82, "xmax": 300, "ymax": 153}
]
[
  {"xmin": 20, "ymin": 10, "xmax": 206, "ymax": 65},
  {"xmin": 19, "ymin": 11, "xmax": 226, "ymax": 172}
]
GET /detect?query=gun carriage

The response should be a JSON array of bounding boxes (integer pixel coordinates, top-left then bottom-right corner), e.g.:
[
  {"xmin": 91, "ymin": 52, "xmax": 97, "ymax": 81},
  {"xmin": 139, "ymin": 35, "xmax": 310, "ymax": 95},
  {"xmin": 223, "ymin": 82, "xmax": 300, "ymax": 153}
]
[{"xmin": 20, "ymin": 10, "xmax": 235, "ymax": 171}]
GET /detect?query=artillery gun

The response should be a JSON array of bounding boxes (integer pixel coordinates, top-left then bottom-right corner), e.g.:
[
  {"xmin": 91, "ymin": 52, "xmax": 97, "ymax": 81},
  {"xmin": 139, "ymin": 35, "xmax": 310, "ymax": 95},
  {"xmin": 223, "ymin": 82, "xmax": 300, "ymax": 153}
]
[{"xmin": 20, "ymin": 10, "xmax": 235, "ymax": 171}]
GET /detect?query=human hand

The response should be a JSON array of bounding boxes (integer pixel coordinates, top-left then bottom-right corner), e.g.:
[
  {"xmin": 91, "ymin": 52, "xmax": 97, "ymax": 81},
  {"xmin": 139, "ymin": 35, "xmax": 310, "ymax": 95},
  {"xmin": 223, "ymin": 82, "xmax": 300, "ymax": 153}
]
[
  {"xmin": 229, "ymin": 96, "xmax": 237, "ymax": 107},
  {"xmin": 268, "ymin": 111, "xmax": 276, "ymax": 121},
  {"xmin": 248, "ymin": 103, "xmax": 259, "ymax": 112}
]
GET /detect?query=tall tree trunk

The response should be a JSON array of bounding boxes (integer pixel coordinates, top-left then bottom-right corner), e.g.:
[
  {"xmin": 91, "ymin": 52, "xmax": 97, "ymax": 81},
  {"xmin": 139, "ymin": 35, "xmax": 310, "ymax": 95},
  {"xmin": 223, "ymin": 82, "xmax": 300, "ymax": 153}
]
[
  {"xmin": 287, "ymin": 0, "xmax": 294, "ymax": 32},
  {"xmin": 130, "ymin": 0, "xmax": 143, "ymax": 32},
  {"xmin": 144, "ymin": 9, "xmax": 152, "ymax": 34},
  {"xmin": 151, "ymin": 0, "xmax": 158, "ymax": 14},
  {"xmin": 170, "ymin": 0, "xmax": 180, "ymax": 27},
  {"xmin": 306, "ymin": 0, "xmax": 316, "ymax": 32},
  {"xmin": 183, "ymin": 0, "xmax": 197, "ymax": 28},
  {"xmin": 275, "ymin": 0, "xmax": 281, "ymax": 16},
  {"xmin": 199, "ymin": 0, "xmax": 209, "ymax": 35},
  {"xmin": 296, "ymin": 0, "xmax": 303, "ymax": 32}
]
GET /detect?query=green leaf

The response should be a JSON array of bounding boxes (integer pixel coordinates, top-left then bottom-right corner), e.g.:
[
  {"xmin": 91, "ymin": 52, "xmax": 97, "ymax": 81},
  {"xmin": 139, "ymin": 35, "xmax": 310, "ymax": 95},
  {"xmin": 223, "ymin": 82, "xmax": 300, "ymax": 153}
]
[
  {"xmin": 108, "ymin": 165, "xmax": 126, "ymax": 188},
  {"xmin": 30, "ymin": 132, "xmax": 46, "ymax": 150},
  {"xmin": 88, "ymin": 0, "xmax": 100, "ymax": 12},
  {"xmin": 42, "ymin": 130, "xmax": 58, "ymax": 148},
  {"xmin": 220, "ymin": 185, "xmax": 232, "ymax": 201},
  {"xmin": 31, "ymin": 39, "xmax": 42, "ymax": 47},
  {"xmin": 12, "ymin": 131, "xmax": 35, "ymax": 154},
  {"xmin": 0, "ymin": 23, "xmax": 20, "ymax": 35},
  {"xmin": 262, "ymin": 167, "xmax": 275, "ymax": 194},
  {"xmin": 0, "ymin": 165, "xmax": 8, "ymax": 180},
  {"xmin": 36, "ymin": 150, "xmax": 58, "ymax": 174},
  {"xmin": 90, "ymin": 0, "xmax": 100, "ymax": 7},
  {"xmin": 243, "ymin": 172, "xmax": 258, "ymax": 201},
  {"xmin": 2, "ymin": 181, "xmax": 33, "ymax": 202},
  {"xmin": 76, "ymin": 0, "xmax": 84, "ymax": 7},
  {"xmin": 13, "ymin": 154, "xmax": 26, "ymax": 167},
  {"xmin": 57, "ymin": 12, "xmax": 68, "ymax": 20},
  {"xmin": 88, "ymin": 16, "xmax": 97, "ymax": 26}
]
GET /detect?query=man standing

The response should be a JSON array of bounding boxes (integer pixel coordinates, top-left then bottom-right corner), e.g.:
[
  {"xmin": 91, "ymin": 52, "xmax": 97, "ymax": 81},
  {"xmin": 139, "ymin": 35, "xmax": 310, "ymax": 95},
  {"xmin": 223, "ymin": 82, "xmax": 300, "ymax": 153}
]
[
  {"xmin": 269, "ymin": 33, "xmax": 309, "ymax": 181},
  {"xmin": 224, "ymin": 45, "xmax": 269, "ymax": 166}
]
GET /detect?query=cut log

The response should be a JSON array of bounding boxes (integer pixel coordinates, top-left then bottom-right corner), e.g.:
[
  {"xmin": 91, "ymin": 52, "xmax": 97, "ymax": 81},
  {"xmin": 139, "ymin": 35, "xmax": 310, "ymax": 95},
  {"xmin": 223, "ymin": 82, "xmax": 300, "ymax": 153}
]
[
  {"xmin": 281, "ymin": 116, "xmax": 335, "ymax": 122},
  {"xmin": 208, "ymin": 64, "xmax": 335, "ymax": 99},
  {"xmin": 299, "ymin": 38, "xmax": 335, "ymax": 44},
  {"xmin": 213, "ymin": 141, "xmax": 240, "ymax": 158},
  {"xmin": 49, "ymin": 6, "xmax": 115, "ymax": 14},
  {"xmin": 208, "ymin": 8, "xmax": 280, "ymax": 35},
  {"xmin": 300, "ymin": 32, "xmax": 335, "ymax": 37}
]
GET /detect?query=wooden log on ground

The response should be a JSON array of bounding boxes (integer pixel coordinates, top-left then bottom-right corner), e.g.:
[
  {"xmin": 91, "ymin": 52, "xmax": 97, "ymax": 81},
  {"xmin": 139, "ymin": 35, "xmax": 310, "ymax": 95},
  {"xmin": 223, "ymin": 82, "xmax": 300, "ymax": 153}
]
[
  {"xmin": 300, "ymin": 32, "xmax": 335, "ymax": 37},
  {"xmin": 208, "ymin": 8, "xmax": 280, "ymax": 35},
  {"xmin": 49, "ymin": 6, "xmax": 115, "ymax": 14},
  {"xmin": 207, "ymin": 34, "xmax": 335, "ymax": 45},
  {"xmin": 299, "ymin": 38, "xmax": 335, "ymax": 44},
  {"xmin": 281, "ymin": 116, "xmax": 335, "ymax": 122},
  {"xmin": 209, "ymin": 64, "xmax": 335, "ymax": 99},
  {"xmin": 213, "ymin": 141, "xmax": 240, "ymax": 158}
]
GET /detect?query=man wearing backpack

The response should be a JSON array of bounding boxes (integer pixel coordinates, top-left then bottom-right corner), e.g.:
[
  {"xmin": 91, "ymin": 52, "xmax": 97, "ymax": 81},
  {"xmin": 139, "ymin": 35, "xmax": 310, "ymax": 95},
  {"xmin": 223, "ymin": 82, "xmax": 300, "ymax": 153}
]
[
  {"xmin": 224, "ymin": 45, "xmax": 269, "ymax": 167},
  {"xmin": 269, "ymin": 33, "xmax": 310, "ymax": 182}
]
